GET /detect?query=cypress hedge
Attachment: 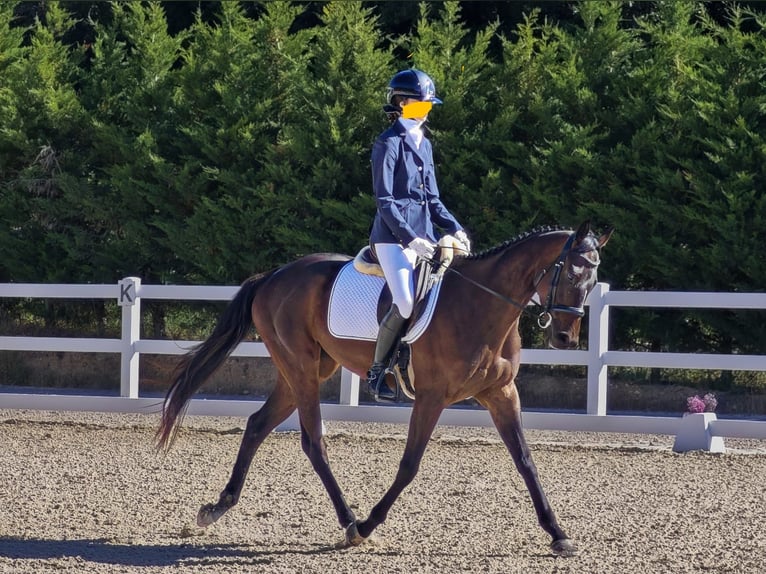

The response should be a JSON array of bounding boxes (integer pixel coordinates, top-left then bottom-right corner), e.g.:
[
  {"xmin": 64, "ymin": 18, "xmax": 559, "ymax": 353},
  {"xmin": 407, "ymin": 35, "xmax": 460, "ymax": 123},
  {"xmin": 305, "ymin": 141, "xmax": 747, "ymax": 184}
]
[{"xmin": 1, "ymin": 1, "xmax": 764, "ymax": 388}]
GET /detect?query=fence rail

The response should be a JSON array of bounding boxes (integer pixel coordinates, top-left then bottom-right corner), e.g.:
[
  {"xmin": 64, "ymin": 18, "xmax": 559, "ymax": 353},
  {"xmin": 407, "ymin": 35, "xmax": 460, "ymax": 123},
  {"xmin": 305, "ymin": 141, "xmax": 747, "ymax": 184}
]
[{"xmin": 1, "ymin": 278, "xmax": 765, "ymax": 451}]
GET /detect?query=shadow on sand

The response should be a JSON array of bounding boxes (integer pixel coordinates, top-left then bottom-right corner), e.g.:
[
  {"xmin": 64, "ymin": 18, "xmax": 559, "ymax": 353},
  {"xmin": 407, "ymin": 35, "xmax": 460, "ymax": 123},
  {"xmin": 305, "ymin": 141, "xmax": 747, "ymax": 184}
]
[{"xmin": 0, "ymin": 536, "xmax": 337, "ymax": 568}]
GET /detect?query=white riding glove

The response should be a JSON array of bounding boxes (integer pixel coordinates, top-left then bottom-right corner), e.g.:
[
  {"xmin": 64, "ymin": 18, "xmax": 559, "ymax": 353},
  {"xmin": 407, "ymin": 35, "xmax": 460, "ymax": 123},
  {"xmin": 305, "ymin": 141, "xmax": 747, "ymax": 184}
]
[
  {"xmin": 408, "ymin": 237, "xmax": 436, "ymax": 260},
  {"xmin": 454, "ymin": 230, "xmax": 471, "ymax": 254}
]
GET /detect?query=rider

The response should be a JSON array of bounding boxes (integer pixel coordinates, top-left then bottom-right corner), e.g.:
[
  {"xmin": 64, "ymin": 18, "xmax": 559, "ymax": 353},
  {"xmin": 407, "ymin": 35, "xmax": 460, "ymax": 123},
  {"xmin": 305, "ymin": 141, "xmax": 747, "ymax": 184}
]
[{"xmin": 366, "ymin": 68, "xmax": 470, "ymax": 402}]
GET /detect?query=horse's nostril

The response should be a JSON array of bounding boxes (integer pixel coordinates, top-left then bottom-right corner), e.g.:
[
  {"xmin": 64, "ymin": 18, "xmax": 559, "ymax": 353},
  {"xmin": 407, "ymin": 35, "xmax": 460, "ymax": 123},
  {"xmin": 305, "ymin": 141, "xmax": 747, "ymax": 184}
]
[{"xmin": 555, "ymin": 332, "xmax": 572, "ymax": 348}]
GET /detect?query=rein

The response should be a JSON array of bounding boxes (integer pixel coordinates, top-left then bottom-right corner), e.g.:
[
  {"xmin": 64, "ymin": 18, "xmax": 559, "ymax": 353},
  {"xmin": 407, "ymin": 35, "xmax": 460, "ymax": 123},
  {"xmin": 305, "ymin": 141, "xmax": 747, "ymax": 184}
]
[{"xmin": 433, "ymin": 232, "xmax": 589, "ymax": 330}]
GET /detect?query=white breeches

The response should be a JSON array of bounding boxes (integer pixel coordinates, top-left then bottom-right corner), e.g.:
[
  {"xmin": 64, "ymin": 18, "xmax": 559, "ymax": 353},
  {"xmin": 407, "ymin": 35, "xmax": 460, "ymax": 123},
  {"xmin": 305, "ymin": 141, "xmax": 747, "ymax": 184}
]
[{"xmin": 373, "ymin": 242, "xmax": 418, "ymax": 319}]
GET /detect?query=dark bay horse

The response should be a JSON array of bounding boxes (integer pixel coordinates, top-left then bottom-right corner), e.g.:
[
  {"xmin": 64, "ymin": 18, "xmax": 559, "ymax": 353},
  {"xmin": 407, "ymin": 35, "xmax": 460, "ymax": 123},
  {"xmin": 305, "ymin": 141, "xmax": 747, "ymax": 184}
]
[{"xmin": 156, "ymin": 220, "xmax": 613, "ymax": 556}]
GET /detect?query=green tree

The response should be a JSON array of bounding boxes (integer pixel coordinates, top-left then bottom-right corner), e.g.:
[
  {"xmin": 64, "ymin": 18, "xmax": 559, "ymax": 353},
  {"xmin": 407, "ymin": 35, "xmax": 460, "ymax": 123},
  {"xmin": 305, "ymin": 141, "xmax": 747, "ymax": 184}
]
[
  {"xmin": 0, "ymin": 1, "xmax": 89, "ymax": 282},
  {"xmin": 406, "ymin": 1, "xmax": 500, "ymax": 248},
  {"xmin": 156, "ymin": 1, "xmax": 315, "ymax": 282},
  {"xmin": 255, "ymin": 0, "xmax": 393, "ymax": 260},
  {"xmin": 1, "ymin": 0, "xmax": 765, "ymax": 377},
  {"xmin": 63, "ymin": 1, "xmax": 186, "ymax": 283}
]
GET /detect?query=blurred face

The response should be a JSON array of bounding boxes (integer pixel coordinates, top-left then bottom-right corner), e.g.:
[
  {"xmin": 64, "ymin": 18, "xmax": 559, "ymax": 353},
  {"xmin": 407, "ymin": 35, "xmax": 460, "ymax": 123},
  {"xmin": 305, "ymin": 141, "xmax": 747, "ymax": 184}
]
[{"xmin": 400, "ymin": 98, "xmax": 432, "ymax": 121}]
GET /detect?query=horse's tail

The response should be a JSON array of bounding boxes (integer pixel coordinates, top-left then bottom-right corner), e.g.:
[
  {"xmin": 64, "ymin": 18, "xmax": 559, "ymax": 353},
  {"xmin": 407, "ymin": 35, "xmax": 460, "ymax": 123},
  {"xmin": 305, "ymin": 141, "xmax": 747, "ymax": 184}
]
[{"xmin": 155, "ymin": 272, "xmax": 270, "ymax": 451}]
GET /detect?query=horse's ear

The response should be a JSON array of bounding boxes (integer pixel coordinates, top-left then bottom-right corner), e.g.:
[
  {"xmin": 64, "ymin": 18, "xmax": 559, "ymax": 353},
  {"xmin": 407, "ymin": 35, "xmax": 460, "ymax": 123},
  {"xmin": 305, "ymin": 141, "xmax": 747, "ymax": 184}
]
[
  {"xmin": 597, "ymin": 226, "xmax": 615, "ymax": 248},
  {"xmin": 575, "ymin": 220, "xmax": 591, "ymax": 241}
]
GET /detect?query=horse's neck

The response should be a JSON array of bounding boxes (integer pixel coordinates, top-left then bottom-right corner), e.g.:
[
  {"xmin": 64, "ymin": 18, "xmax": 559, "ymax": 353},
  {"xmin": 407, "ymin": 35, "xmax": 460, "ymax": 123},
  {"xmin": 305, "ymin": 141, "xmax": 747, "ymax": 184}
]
[
  {"xmin": 449, "ymin": 233, "xmax": 565, "ymax": 331},
  {"xmin": 495, "ymin": 234, "xmax": 565, "ymax": 301}
]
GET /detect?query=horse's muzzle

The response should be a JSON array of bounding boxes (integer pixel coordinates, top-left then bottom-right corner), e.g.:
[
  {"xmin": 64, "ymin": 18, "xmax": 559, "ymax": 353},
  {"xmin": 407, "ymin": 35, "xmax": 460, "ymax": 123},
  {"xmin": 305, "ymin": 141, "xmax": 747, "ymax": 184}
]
[{"xmin": 550, "ymin": 331, "xmax": 578, "ymax": 350}]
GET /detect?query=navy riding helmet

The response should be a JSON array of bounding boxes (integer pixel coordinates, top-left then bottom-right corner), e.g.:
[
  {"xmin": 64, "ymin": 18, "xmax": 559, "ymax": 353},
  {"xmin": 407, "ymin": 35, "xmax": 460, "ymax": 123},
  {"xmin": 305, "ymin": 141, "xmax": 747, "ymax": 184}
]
[{"xmin": 386, "ymin": 69, "xmax": 443, "ymax": 105}]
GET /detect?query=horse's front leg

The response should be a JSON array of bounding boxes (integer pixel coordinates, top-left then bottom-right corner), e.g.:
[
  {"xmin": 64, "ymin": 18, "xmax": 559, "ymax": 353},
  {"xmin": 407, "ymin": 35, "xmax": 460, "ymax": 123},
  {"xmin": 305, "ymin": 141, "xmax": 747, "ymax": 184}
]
[
  {"xmin": 475, "ymin": 383, "xmax": 576, "ymax": 557},
  {"xmin": 344, "ymin": 397, "xmax": 444, "ymax": 545},
  {"xmin": 197, "ymin": 380, "xmax": 296, "ymax": 527}
]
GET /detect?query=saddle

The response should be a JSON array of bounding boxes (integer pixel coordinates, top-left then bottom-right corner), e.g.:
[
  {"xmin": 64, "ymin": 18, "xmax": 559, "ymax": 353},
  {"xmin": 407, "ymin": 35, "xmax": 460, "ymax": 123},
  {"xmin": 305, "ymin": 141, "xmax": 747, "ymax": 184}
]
[
  {"xmin": 351, "ymin": 236, "xmax": 462, "ymax": 400},
  {"xmin": 352, "ymin": 235, "xmax": 460, "ymax": 280}
]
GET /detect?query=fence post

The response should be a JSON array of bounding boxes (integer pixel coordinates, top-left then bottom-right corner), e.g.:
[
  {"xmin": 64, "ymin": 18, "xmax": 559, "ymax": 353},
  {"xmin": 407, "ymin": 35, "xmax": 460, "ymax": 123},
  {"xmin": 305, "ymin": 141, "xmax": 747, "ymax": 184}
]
[
  {"xmin": 339, "ymin": 368, "xmax": 360, "ymax": 406},
  {"xmin": 587, "ymin": 282, "xmax": 609, "ymax": 415},
  {"xmin": 118, "ymin": 277, "xmax": 141, "ymax": 399}
]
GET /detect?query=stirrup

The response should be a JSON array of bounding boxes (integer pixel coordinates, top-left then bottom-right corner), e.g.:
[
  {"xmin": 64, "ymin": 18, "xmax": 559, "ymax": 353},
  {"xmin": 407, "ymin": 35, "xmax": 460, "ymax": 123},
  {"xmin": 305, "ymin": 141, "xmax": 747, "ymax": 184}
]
[{"xmin": 366, "ymin": 365, "xmax": 396, "ymax": 402}]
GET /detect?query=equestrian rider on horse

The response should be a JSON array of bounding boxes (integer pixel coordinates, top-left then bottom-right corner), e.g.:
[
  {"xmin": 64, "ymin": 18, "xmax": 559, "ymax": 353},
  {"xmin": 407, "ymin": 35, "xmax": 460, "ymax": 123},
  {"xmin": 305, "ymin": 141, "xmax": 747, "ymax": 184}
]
[{"xmin": 366, "ymin": 68, "xmax": 470, "ymax": 402}]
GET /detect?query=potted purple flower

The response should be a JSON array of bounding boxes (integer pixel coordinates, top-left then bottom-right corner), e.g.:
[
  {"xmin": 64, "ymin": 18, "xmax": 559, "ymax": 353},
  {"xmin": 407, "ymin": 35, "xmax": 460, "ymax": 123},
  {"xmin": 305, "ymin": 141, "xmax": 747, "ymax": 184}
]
[
  {"xmin": 675, "ymin": 392, "xmax": 725, "ymax": 453},
  {"xmin": 686, "ymin": 393, "xmax": 717, "ymax": 414}
]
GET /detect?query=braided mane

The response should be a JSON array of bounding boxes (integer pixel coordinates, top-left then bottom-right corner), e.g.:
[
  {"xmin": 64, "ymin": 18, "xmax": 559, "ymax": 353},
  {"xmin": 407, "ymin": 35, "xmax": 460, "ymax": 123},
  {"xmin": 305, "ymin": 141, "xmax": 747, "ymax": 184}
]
[{"xmin": 463, "ymin": 225, "xmax": 572, "ymax": 261}]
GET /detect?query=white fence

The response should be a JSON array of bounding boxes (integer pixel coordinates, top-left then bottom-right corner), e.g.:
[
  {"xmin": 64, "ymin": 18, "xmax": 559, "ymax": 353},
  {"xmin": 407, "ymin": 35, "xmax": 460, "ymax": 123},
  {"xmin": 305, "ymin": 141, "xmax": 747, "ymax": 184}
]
[{"xmin": 1, "ymin": 278, "xmax": 765, "ymax": 450}]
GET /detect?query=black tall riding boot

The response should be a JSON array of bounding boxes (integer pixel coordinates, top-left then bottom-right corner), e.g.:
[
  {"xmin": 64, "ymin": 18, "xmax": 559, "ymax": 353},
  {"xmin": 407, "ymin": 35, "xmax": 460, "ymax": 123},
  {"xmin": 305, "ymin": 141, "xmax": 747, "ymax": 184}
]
[{"xmin": 366, "ymin": 305, "xmax": 407, "ymax": 402}]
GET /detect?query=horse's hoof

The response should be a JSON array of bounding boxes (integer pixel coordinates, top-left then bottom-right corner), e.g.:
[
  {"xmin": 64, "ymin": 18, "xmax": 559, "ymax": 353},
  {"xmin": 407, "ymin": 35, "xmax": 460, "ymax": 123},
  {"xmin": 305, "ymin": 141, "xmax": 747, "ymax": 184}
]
[
  {"xmin": 197, "ymin": 503, "xmax": 223, "ymax": 528},
  {"xmin": 551, "ymin": 538, "xmax": 577, "ymax": 557},
  {"xmin": 335, "ymin": 522, "xmax": 366, "ymax": 548}
]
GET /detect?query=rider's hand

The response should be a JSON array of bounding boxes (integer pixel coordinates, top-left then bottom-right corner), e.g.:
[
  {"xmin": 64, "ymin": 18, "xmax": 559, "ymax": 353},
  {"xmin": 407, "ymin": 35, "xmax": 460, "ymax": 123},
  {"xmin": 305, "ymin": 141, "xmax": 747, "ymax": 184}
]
[
  {"xmin": 408, "ymin": 237, "xmax": 436, "ymax": 260},
  {"xmin": 454, "ymin": 230, "xmax": 471, "ymax": 254}
]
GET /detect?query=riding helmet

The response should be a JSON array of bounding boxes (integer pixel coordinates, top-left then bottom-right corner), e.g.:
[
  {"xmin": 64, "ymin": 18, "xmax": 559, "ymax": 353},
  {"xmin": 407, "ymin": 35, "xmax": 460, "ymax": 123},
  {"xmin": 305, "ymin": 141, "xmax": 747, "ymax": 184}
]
[{"xmin": 386, "ymin": 69, "xmax": 443, "ymax": 105}]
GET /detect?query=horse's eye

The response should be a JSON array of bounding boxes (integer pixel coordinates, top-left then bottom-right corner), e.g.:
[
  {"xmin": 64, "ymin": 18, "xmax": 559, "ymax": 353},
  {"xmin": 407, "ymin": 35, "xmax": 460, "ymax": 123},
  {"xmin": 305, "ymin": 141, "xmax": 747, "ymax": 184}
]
[{"xmin": 568, "ymin": 265, "xmax": 584, "ymax": 282}]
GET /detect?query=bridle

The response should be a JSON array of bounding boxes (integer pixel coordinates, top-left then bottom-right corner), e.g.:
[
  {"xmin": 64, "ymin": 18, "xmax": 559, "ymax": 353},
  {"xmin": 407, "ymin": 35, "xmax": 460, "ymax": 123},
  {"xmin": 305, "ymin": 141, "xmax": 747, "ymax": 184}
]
[
  {"xmin": 437, "ymin": 232, "xmax": 600, "ymax": 330},
  {"xmin": 534, "ymin": 233, "xmax": 591, "ymax": 328}
]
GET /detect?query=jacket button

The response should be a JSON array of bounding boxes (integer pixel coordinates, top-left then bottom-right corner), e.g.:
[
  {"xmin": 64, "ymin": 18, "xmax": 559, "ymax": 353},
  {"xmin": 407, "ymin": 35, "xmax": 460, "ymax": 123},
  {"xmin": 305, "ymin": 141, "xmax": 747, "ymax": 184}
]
[{"xmin": 418, "ymin": 166, "xmax": 423, "ymax": 171}]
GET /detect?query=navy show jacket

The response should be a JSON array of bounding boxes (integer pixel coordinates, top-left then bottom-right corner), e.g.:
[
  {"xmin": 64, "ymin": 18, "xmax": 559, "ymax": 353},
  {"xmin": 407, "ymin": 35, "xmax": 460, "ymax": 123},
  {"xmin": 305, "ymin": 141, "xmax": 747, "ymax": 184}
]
[{"xmin": 369, "ymin": 119, "xmax": 463, "ymax": 247}]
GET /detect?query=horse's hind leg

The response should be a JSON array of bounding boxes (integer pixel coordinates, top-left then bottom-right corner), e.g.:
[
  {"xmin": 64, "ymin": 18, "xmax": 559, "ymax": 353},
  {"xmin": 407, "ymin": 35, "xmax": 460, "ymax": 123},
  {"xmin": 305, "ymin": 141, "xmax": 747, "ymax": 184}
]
[
  {"xmin": 475, "ymin": 384, "xmax": 576, "ymax": 557},
  {"xmin": 296, "ymin": 399, "xmax": 357, "ymax": 531},
  {"xmin": 197, "ymin": 377, "xmax": 296, "ymax": 527},
  {"xmin": 300, "ymin": 404, "xmax": 356, "ymax": 528}
]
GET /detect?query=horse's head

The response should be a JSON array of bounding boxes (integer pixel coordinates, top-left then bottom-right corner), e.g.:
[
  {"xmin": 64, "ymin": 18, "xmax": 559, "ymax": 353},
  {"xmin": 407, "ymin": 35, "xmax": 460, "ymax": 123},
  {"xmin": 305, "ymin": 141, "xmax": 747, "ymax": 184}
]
[{"xmin": 537, "ymin": 221, "xmax": 613, "ymax": 349}]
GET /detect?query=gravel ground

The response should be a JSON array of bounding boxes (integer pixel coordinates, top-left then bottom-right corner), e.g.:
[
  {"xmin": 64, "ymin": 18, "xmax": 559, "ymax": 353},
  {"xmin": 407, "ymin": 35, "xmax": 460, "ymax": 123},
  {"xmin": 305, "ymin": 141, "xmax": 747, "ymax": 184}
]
[{"xmin": 0, "ymin": 409, "xmax": 764, "ymax": 573}]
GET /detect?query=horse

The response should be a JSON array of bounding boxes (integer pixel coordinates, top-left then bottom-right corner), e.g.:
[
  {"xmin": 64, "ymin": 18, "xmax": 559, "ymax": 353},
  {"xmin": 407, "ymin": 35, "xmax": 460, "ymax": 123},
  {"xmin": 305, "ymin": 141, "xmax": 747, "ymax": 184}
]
[{"xmin": 156, "ymin": 220, "xmax": 613, "ymax": 556}]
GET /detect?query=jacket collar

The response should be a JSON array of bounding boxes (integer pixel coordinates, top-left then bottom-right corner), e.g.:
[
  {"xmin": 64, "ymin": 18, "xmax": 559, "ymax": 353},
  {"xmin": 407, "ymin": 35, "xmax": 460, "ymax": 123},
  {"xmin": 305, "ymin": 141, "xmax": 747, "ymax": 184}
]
[{"xmin": 395, "ymin": 118, "xmax": 428, "ymax": 158}]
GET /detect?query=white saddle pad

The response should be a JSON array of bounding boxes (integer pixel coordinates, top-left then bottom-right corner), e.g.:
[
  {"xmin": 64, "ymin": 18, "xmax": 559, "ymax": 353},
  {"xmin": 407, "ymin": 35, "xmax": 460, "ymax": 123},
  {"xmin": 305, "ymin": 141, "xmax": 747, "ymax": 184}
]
[{"xmin": 327, "ymin": 261, "xmax": 442, "ymax": 343}]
